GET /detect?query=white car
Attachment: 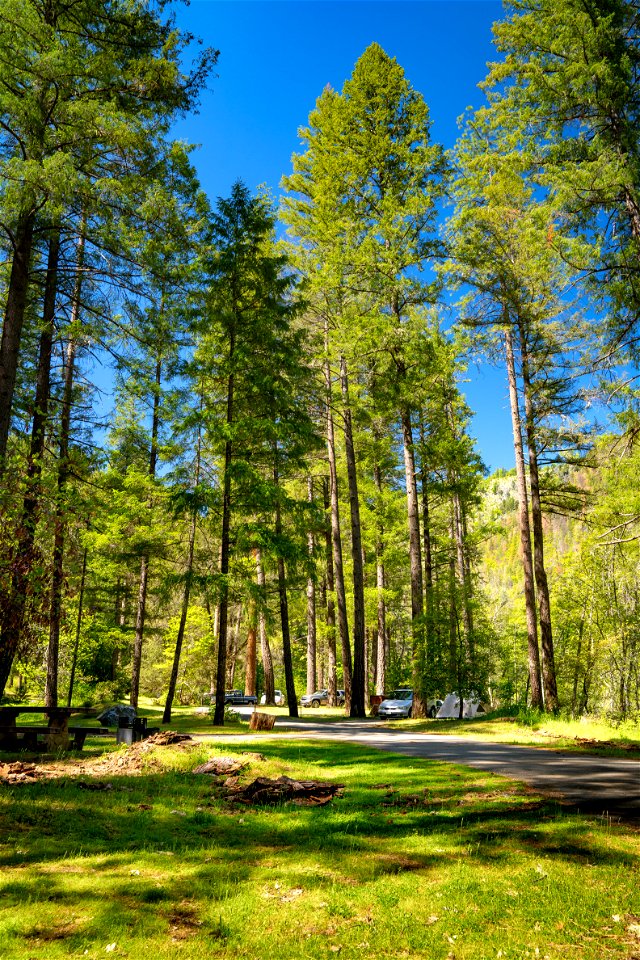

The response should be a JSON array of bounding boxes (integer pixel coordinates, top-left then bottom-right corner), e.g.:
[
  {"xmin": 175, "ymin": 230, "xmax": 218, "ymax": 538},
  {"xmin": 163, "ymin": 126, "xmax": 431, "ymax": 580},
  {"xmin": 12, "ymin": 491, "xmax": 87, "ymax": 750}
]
[
  {"xmin": 378, "ymin": 689, "xmax": 443, "ymax": 719},
  {"xmin": 378, "ymin": 688, "xmax": 414, "ymax": 718},
  {"xmin": 260, "ymin": 690, "xmax": 284, "ymax": 705}
]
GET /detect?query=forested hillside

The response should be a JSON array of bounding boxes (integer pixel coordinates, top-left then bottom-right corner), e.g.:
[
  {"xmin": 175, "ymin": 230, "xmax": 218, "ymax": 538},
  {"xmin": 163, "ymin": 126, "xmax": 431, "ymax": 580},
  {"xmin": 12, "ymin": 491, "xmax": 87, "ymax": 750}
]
[{"xmin": 1, "ymin": 0, "xmax": 639, "ymax": 721}]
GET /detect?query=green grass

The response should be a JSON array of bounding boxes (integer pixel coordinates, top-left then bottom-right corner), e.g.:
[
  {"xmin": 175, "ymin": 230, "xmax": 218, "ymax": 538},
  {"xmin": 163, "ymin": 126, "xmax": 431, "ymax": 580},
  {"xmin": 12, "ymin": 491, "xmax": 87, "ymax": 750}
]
[
  {"xmin": 9, "ymin": 698, "xmax": 640, "ymax": 757},
  {"xmin": 400, "ymin": 711, "xmax": 640, "ymax": 757},
  {"xmin": 1, "ymin": 737, "xmax": 638, "ymax": 959}
]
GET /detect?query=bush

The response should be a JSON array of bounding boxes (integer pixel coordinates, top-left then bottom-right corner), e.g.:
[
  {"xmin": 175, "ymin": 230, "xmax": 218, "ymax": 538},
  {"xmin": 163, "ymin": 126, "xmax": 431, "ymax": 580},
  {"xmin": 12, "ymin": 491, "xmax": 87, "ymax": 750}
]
[{"xmin": 208, "ymin": 703, "xmax": 244, "ymax": 725}]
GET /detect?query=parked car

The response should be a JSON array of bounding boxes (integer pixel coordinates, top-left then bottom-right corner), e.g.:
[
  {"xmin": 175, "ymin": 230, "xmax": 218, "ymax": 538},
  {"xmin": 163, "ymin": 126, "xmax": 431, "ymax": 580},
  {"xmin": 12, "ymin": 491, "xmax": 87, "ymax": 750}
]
[
  {"xmin": 260, "ymin": 690, "xmax": 284, "ymax": 705},
  {"xmin": 377, "ymin": 689, "xmax": 442, "ymax": 719},
  {"xmin": 301, "ymin": 689, "xmax": 329, "ymax": 708},
  {"xmin": 300, "ymin": 689, "xmax": 346, "ymax": 708},
  {"xmin": 223, "ymin": 690, "xmax": 257, "ymax": 706},
  {"xmin": 378, "ymin": 688, "xmax": 414, "ymax": 718}
]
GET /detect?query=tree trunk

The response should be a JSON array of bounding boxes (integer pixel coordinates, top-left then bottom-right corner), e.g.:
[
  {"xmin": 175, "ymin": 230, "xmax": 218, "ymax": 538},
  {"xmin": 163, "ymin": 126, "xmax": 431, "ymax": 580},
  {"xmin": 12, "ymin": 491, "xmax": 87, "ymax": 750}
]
[
  {"xmin": 274, "ymin": 445, "xmax": 298, "ymax": 717},
  {"xmin": 162, "ymin": 428, "xmax": 201, "ymax": 724},
  {"xmin": 401, "ymin": 407, "xmax": 426, "ymax": 716},
  {"xmin": 130, "ymin": 355, "xmax": 162, "ymax": 708},
  {"xmin": 322, "ymin": 477, "xmax": 338, "ymax": 705},
  {"xmin": 0, "ymin": 206, "xmax": 36, "ymax": 469},
  {"xmin": 0, "ymin": 226, "xmax": 60, "ymax": 698},
  {"xmin": 518, "ymin": 324, "xmax": 559, "ymax": 711},
  {"xmin": 213, "ymin": 362, "xmax": 234, "ymax": 725},
  {"xmin": 162, "ymin": 507, "xmax": 197, "ymax": 723},
  {"xmin": 45, "ymin": 223, "xmax": 86, "ymax": 708},
  {"xmin": 324, "ymin": 343, "xmax": 352, "ymax": 711},
  {"xmin": 306, "ymin": 476, "xmax": 317, "ymax": 694},
  {"xmin": 255, "ymin": 548, "xmax": 275, "ymax": 704},
  {"xmin": 66, "ymin": 545, "xmax": 87, "ymax": 707},
  {"xmin": 227, "ymin": 606, "xmax": 241, "ymax": 689},
  {"xmin": 453, "ymin": 488, "xmax": 474, "ymax": 662},
  {"xmin": 419, "ymin": 429, "xmax": 436, "ymax": 677},
  {"xmin": 571, "ymin": 615, "xmax": 585, "ymax": 717},
  {"xmin": 504, "ymin": 324, "xmax": 543, "ymax": 709},
  {"xmin": 245, "ymin": 600, "xmax": 258, "ymax": 698},
  {"xmin": 339, "ymin": 355, "xmax": 366, "ymax": 718},
  {"xmin": 448, "ymin": 512, "xmax": 459, "ymax": 691},
  {"xmin": 373, "ymin": 462, "xmax": 386, "ymax": 695}
]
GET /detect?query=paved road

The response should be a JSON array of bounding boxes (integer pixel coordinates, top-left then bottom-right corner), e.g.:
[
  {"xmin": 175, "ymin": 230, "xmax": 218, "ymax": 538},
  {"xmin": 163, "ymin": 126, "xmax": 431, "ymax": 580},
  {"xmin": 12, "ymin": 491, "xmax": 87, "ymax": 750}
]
[{"xmin": 228, "ymin": 713, "xmax": 640, "ymax": 821}]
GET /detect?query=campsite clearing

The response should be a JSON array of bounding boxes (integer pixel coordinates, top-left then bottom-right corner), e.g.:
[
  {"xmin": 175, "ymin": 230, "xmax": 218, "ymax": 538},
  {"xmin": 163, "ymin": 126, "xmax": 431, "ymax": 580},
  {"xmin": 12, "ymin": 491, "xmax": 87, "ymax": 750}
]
[{"xmin": 0, "ymin": 736, "xmax": 638, "ymax": 960}]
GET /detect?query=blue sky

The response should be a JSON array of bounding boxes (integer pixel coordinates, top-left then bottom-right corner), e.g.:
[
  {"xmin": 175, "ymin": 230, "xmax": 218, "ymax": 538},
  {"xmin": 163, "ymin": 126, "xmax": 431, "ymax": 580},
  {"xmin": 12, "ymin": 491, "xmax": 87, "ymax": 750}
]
[{"xmin": 170, "ymin": 0, "xmax": 514, "ymax": 471}]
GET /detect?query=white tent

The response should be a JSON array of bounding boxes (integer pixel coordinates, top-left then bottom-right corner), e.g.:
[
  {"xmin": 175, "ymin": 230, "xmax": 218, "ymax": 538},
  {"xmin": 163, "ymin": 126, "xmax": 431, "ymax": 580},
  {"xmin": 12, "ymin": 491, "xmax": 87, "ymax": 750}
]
[{"xmin": 436, "ymin": 692, "xmax": 485, "ymax": 719}]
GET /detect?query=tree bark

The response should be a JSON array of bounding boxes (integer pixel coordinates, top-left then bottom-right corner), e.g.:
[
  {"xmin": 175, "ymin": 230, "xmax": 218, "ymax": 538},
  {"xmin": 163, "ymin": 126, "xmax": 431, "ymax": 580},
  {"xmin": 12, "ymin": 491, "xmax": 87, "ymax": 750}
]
[
  {"xmin": 130, "ymin": 354, "xmax": 162, "ymax": 708},
  {"xmin": 306, "ymin": 476, "xmax": 317, "ymax": 694},
  {"xmin": 504, "ymin": 324, "xmax": 543, "ymax": 709},
  {"xmin": 373, "ymin": 462, "xmax": 386, "ymax": 695},
  {"xmin": 213, "ymin": 359, "xmax": 234, "ymax": 725},
  {"xmin": 401, "ymin": 407, "xmax": 426, "ymax": 716},
  {"xmin": 448, "ymin": 511, "xmax": 459, "ymax": 691},
  {"xmin": 453, "ymin": 488, "xmax": 474, "ymax": 662},
  {"xmin": 245, "ymin": 601, "xmax": 258, "ymax": 698},
  {"xmin": 67, "ymin": 545, "xmax": 88, "ymax": 707},
  {"xmin": 324, "ymin": 341, "xmax": 352, "ymax": 711},
  {"xmin": 227, "ymin": 606, "xmax": 242, "ymax": 690},
  {"xmin": 518, "ymin": 323, "xmax": 559, "ymax": 711},
  {"xmin": 46, "ymin": 223, "xmax": 86, "ymax": 708},
  {"xmin": 322, "ymin": 476, "xmax": 338, "ymax": 705},
  {"xmin": 419, "ymin": 440, "xmax": 436, "ymax": 677},
  {"xmin": 255, "ymin": 548, "xmax": 275, "ymax": 704},
  {"xmin": 162, "ymin": 427, "xmax": 201, "ymax": 724},
  {"xmin": 0, "ymin": 206, "xmax": 36, "ymax": 469},
  {"xmin": 339, "ymin": 355, "xmax": 366, "ymax": 718},
  {"xmin": 274, "ymin": 445, "xmax": 298, "ymax": 717},
  {"xmin": 0, "ymin": 226, "xmax": 60, "ymax": 698}
]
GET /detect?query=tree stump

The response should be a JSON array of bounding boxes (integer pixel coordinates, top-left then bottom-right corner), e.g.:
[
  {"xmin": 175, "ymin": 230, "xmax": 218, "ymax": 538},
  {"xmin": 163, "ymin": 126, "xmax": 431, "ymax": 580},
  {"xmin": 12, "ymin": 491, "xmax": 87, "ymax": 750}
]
[{"xmin": 249, "ymin": 712, "xmax": 276, "ymax": 731}]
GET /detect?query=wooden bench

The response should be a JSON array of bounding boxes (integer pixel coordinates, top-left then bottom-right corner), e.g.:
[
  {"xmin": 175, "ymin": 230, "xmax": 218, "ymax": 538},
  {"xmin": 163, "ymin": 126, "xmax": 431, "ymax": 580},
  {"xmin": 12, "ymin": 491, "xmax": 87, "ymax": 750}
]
[{"xmin": 0, "ymin": 725, "xmax": 111, "ymax": 751}]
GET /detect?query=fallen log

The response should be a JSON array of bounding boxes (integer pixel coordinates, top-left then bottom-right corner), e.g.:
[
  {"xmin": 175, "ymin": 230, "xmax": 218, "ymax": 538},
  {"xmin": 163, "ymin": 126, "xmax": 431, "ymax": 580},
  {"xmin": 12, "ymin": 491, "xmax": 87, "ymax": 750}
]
[{"xmin": 193, "ymin": 757, "xmax": 248, "ymax": 776}]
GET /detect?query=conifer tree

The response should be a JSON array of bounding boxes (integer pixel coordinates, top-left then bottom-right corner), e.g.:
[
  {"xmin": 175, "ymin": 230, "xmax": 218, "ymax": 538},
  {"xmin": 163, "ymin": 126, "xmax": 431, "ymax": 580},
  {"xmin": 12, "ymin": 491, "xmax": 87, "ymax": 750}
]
[
  {"xmin": 0, "ymin": 0, "xmax": 216, "ymax": 470},
  {"xmin": 198, "ymin": 183, "xmax": 319, "ymax": 725},
  {"xmin": 283, "ymin": 43, "xmax": 448, "ymax": 716}
]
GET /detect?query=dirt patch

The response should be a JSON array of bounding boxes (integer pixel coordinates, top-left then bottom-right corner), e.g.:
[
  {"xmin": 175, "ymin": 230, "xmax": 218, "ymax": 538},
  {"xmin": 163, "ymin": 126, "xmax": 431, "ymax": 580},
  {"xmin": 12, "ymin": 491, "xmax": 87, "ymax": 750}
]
[
  {"xmin": 165, "ymin": 900, "xmax": 202, "ymax": 942},
  {"xmin": 0, "ymin": 760, "xmax": 71, "ymax": 784},
  {"xmin": 224, "ymin": 775, "xmax": 344, "ymax": 806},
  {"xmin": 24, "ymin": 921, "xmax": 82, "ymax": 942},
  {"xmin": 0, "ymin": 761, "xmax": 45, "ymax": 784},
  {"xmin": 2, "ymin": 732, "xmax": 196, "ymax": 783},
  {"xmin": 381, "ymin": 791, "xmax": 426, "ymax": 808},
  {"xmin": 83, "ymin": 731, "xmax": 195, "ymax": 776},
  {"xmin": 375, "ymin": 853, "xmax": 427, "ymax": 874}
]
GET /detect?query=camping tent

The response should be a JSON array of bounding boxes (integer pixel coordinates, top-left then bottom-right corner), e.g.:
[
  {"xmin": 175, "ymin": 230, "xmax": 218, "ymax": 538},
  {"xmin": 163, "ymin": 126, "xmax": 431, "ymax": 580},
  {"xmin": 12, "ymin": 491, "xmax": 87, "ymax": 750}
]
[{"xmin": 436, "ymin": 692, "xmax": 485, "ymax": 719}]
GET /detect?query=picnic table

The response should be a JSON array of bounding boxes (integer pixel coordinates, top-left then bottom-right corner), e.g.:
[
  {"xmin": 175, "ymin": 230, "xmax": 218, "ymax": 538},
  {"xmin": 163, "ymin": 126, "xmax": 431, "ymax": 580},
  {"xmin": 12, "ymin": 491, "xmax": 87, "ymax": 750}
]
[{"xmin": 0, "ymin": 705, "xmax": 103, "ymax": 752}]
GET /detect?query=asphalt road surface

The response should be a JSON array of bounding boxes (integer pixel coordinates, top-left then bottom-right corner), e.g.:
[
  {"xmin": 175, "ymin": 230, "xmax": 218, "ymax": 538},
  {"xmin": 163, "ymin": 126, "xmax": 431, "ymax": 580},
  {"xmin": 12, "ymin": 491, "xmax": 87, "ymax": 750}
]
[{"xmin": 236, "ymin": 714, "xmax": 640, "ymax": 822}]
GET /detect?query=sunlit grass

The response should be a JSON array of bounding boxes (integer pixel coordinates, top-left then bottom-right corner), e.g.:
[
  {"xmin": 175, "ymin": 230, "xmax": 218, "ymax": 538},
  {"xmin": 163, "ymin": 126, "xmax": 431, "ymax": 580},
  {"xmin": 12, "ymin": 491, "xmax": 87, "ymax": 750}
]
[
  {"xmin": 402, "ymin": 711, "xmax": 640, "ymax": 756},
  {"xmin": 1, "ymin": 737, "xmax": 638, "ymax": 959}
]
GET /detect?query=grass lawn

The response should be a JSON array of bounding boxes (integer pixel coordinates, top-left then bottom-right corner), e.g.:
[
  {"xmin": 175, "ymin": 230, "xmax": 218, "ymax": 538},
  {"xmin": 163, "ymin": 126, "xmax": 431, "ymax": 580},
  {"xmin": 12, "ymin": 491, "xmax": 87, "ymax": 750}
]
[
  {"xmin": 1, "ymin": 735, "xmax": 639, "ymax": 960},
  {"xmin": 135, "ymin": 701, "xmax": 640, "ymax": 758},
  {"xmin": 399, "ymin": 713, "xmax": 640, "ymax": 757},
  {"xmin": 10, "ymin": 699, "xmax": 639, "ymax": 757}
]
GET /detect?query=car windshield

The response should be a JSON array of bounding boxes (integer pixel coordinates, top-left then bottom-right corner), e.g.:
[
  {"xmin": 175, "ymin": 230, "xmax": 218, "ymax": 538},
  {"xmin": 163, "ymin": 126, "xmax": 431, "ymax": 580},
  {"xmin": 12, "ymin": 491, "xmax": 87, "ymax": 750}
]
[{"xmin": 390, "ymin": 689, "xmax": 412, "ymax": 700}]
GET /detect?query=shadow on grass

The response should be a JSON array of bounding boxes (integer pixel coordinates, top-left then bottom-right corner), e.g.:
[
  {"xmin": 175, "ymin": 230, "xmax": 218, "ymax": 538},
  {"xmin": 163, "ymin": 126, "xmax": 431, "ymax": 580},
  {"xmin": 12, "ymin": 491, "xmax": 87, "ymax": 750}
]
[{"xmin": 0, "ymin": 736, "xmax": 636, "ymax": 957}]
